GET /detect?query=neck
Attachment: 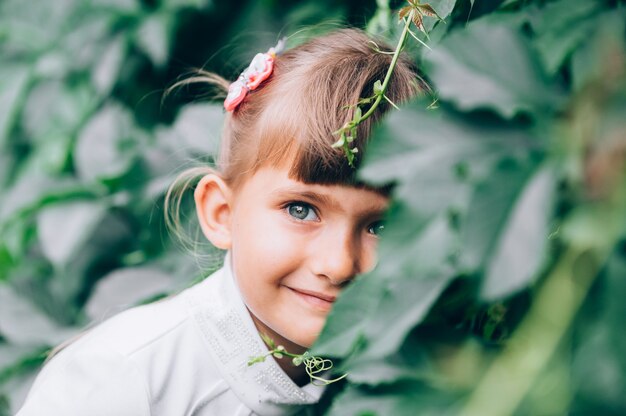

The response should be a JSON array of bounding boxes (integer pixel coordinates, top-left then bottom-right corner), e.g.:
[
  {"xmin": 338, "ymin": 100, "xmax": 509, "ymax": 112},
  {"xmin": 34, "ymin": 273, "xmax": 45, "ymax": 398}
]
[
  {"xmin": 274, "ymin": 355, "xmax": 310, "ymax": 386},
  {"xmin": 249, "ymin": 313, "xmax": 311, "ymax": 386}
]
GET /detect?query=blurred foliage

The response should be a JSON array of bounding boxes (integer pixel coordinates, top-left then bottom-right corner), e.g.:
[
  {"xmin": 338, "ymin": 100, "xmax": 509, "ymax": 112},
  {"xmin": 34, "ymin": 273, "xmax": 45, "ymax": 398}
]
[
  {"xmin": 312, "ymin": 0, "xmax": 626, "ymax": 415},
  {"xmin": 1, "ymin": 0, "xmax": 626, "ymax": 415}
]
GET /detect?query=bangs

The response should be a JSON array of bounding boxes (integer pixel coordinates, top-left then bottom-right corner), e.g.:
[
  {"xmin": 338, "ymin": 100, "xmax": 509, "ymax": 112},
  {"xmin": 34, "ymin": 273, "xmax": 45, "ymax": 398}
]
[
  {"xmin": 252, "ymin": 94, "xmax": 362, "ymax": 186},
  {"xmin": 254, "ymin": 118, "xmax": 392, "ymax": 195}
]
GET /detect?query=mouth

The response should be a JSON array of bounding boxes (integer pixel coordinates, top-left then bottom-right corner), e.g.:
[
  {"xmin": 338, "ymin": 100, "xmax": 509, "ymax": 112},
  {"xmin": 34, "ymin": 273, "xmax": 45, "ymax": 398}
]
[{"xmin": 286, "ymin": 287, "xmax": 337, "ymax": 312}]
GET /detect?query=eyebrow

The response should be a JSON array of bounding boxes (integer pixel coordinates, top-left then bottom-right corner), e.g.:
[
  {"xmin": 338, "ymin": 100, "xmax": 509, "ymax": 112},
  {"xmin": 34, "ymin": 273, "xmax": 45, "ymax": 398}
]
[
  {"xmin": 272, "ymin": 188, "xmax": 340, "ymax": 209},
  {"xmin": 270, "ymin": 187, "xmax": 388, "ymax": 217}
]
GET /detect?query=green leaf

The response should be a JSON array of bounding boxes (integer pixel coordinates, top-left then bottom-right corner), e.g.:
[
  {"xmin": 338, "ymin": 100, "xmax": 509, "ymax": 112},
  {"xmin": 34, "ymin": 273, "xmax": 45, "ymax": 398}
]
[
  {"xmin": 353, "ymin": 106, "xmax": 362, "ymax": 122},
  {"xmin": 366, "ymin": 0, "xmax": 391, "ymax": 36},
  {"xmin": 0, "ymin": 64, "xmax": 31, "ymax": 147},
  {"xmin": 74, "ymin": 103, "xmax": 139, "ymax": 182},
  {"xmin": 432, "ymin": 0, "xmax": 457, "ymax": 20},
  {"xmin": 481, "ymin": 165, "xmax": 556, "ymax": 300},
  {"xmin": 359, "ymin": 101, "xmax": 523, "ymax": 209},
  {"xmin": 92, "ymin": 34, "xmax": 127, "ymax": 96},
  {"xmin": 59, "ymin": 15, "xmax": 114, "ymax": 73},
  {"xmin": 260, "ymin": 332, "xmax": 277, "ymax": 349},
  {"xmin": 22, "ymin": 80, "xmax": 93, "ymax": 140},
  {"xmin": 530, "ymin": 0, "xmax": 598, "ymax": 37},
  {"xmin": 460, "ymin": 159, "xmax": 535, "ymax": 272},
  {"xmin": 331, "ymin": 134, "xmax": 345, "ymax": 148},
  {"xmin": 0, "ymin": 369, "xmax": 39, "ymax": 415},
  {"xmin": 36, "ymin": 201, "xmax": 108, "ymax": 268},
  {"xmin": 0, "ymin": 283, "xmax": 77, "ymax": 346},
  {"xmin": 47, "ymin": 209, "xmax": 134, "ymax": 304},
  {"xmin": 373, "ymin": 79, "xmax": 383, "ymax": 95},
  {"xmin": 0, "ymin": 174, "xmax": 93, "ymax": 225},
  {"xmin": 312, "ymin": 271, "xmax": 386, "ymax": 357},
  {"xmin": 423, "ymin": 18, "xmax": 558, "ymax": 119},
  {"xmin": 356, "ymin": 266, "xmax": 454, "ymax": 360},
  {"xmin": 327, "ymin": 381, "xmax": 460, "ymax": 416},
  {"xmin": 531, "ymin": 0, "xmax": 602, "ymax": 75},
  {"xmin": 0, "ymin": 345, "xmax": 47, "ymax": 385},
  {"xmin": 421, "ymin": 0, "xmax": 456, "ymax": 33},
  {"xmin": 534, "ymin": 16, "xmax": 597, "ymax": 75},
  {"xmin": 0, "ymin": 345, "xmax": 30, "ymax": 372},
  {"xmin": 143, "ymin": 103, "xmax": 223, "ymax": 198},
  {"xmin": 21, "ymin": 80, "xmax": 96, "ymax": 174},
  {"xmin": 135, "ymin": 13, "xmax": 173, "ymax": 67},
  {"xmin": 0, "ymin": 0, "xmax": 78, "ymax": 54},
  {"xmin": 157, "ymin": 103, "xmax": 223, "ymax": 158}
]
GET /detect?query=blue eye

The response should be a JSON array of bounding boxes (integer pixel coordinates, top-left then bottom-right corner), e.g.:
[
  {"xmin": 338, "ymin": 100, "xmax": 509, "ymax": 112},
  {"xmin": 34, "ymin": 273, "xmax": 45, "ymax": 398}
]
[
  {"xmin": 287, "ymin": 203, "xmax": 319, "ymax": 221},
  {"xmin": 368, "ymin": 221, "xmax": 385, "ymax": 236}
]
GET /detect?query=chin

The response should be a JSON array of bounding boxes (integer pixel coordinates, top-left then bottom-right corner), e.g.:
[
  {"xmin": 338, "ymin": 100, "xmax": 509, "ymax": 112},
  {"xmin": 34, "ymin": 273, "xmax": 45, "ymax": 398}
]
[{"xmin": 288, "ymin": 327, "xmax": 322, "ymax": 350}]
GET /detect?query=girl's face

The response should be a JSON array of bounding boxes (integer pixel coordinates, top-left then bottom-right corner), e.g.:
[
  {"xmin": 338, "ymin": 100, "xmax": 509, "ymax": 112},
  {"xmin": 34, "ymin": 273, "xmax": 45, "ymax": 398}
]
[{"xmin": 228, "ymin": 166, "xmax": 388, "ymax": 352}]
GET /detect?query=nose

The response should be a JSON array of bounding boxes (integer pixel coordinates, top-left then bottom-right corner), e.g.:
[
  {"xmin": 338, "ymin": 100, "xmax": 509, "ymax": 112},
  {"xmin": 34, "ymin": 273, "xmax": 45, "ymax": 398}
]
[{"xmin": 311, "ymin": 227, "xmax": 373, "ymax": 286}]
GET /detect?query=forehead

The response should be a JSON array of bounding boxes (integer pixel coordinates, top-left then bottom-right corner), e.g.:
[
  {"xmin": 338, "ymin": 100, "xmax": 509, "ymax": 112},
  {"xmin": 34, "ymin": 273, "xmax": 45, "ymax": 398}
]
[{"xmin": 236, "ymin": 166, "xmax": 389, "ymax": 213}]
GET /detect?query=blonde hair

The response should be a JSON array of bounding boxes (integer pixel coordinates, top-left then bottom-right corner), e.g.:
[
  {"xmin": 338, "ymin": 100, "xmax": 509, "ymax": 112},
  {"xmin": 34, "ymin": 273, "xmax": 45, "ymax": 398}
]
[{"xmin": 165, "ymin": 28, "xmax": 427, "ymax": 246}]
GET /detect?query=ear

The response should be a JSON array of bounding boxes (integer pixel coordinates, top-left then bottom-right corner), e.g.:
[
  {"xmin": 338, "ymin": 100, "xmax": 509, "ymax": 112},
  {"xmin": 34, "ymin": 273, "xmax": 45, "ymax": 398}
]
[{"xmin": 194, "ymin": 174, "xmax": 233, "ymax": 249}]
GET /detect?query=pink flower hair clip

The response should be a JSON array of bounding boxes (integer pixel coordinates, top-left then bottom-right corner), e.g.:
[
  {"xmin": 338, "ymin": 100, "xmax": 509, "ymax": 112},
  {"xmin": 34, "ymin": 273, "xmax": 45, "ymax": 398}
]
[{"xmin": 224, "ymin": 38, "xmax": 286, "ymax": 112}]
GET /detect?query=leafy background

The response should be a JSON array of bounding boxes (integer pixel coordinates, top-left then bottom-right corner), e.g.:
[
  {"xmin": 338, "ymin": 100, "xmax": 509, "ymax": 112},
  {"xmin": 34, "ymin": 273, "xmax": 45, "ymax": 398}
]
[{"xmin": 1, "ymin": 0, "xmax": 625, "ymax": 415}]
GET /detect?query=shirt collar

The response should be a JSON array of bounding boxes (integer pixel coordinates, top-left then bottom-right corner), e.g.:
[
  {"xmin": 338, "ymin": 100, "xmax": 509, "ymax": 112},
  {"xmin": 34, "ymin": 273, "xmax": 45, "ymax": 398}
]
[{"xmin": 186, "ymin": 252, "xmax": 325, "ymax": 415}]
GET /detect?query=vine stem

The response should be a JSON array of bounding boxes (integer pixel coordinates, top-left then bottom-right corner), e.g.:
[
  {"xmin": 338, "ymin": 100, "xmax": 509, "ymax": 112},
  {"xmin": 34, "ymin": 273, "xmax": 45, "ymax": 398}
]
[{"xmin": 357, "ymin": 11, "xmax": 414, "ymax": 123}]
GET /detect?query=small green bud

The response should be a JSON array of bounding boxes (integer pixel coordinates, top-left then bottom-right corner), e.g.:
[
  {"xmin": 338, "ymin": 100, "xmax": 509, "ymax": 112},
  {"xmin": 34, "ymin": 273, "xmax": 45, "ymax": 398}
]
[
  {"xmin": 346, "ymin": 151, "xmax": 356, "ymax": 167},
  {"xmin": 373, "ymin": 79, "xmax": 383, "ymax": 95},
  {"xmin": 247, "ymin": 355, "xmax": 266, "ymax": 366},
  {"xmin": 331, "ymin": 135, "xmax": 345, "ymax": 148},
  {"xmin": 260, "ymin": 332, "xmax": 276, "ymax": 348},
  {"xmin": 273, "ymin": 352, "xmax": 284, "ymax": 359}
]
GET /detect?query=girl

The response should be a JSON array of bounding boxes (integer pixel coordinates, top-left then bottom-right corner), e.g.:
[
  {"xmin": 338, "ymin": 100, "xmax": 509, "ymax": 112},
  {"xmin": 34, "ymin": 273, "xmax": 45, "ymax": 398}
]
[{"xmin": 17, "ymin": 28, "xmax": 423, "ymax": 415}]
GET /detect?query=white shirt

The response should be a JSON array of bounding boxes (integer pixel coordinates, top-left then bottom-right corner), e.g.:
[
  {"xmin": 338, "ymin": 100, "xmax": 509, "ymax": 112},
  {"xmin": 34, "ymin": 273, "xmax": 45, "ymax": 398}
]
[{"xmin": 17, "ymin": 255, "xmax": 324, "ymax": 416}]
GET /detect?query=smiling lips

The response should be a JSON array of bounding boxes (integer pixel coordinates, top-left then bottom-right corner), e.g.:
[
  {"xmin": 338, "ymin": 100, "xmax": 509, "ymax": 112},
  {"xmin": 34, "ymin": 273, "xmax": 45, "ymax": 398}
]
[{"xmin": 287, "ymin": 287, "xmax": 337, "ymax": 312}]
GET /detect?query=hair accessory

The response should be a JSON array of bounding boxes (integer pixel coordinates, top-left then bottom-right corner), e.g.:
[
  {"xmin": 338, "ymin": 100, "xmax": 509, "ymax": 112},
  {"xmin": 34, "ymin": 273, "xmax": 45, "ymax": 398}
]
[{"xmin": 224, "ymin": 38, "xmax": 286, "ymax": 111}]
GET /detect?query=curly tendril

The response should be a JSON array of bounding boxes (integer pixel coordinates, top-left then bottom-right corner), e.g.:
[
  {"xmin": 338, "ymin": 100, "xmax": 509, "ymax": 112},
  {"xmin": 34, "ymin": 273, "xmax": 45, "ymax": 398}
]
[{"xmin": 247, "ymin": 336, "xmax": 347, "ymax": 386}]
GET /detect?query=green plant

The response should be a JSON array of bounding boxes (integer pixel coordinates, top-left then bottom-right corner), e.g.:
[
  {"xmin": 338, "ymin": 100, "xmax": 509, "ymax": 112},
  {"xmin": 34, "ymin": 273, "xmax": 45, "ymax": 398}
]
[
  {"xmin": 332, "ymin": 0, "xmax": 442, "ymax": 166},
  {"xmin": 248, "ymin": 333, "xmax": 347, "ymax": 386},
  {"xmin": 311, "ymin": 1, "xmax": 626, "ymax": 415}
]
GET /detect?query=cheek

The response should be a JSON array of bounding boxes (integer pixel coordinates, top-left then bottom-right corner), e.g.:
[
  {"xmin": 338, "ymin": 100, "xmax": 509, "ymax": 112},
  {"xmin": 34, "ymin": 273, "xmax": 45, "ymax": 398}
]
[
  {"xmin": 234, "ymin": 210, "xmax": 295, "ymax": 255},
  {"xmin": 231, "ymin": 209, "xmax": 302, "ymax": 284},
  {"xmin": 361, "ymin": 237, "xmax": 380, "ymax": 272}
]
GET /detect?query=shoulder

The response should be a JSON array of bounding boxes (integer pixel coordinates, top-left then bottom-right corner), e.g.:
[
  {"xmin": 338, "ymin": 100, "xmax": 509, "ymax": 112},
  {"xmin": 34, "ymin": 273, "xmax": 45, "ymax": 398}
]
[
  {"xmin": 18, "ymin": 293, "xmax": 194, "ymax": 416},
  {"xmin": 17, "ymin": 342, "xmax": 151, "ymax": 416},
  {"xmin": 85, "ymin": 292, "xmax": 191, "ymax": 356},
  {"xmin": 18, "ymin": 276, "xmax": 235, "ymax": 416}
]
